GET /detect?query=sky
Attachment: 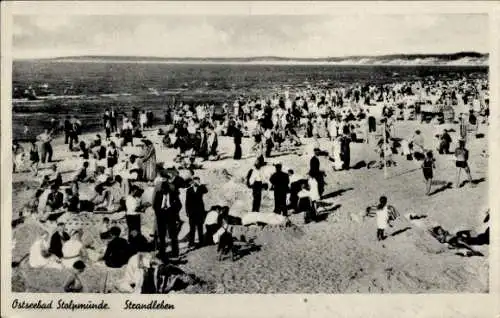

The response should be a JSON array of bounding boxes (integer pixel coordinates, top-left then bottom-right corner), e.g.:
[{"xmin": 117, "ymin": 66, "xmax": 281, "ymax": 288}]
[{"xmin": 12, "ymin": 14, "xmax": 488, "ymax": 59}]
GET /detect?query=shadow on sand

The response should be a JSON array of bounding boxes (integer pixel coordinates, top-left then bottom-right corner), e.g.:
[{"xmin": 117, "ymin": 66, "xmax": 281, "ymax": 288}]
[
  {"xmin": 390, "ymin": 226, "xmax": 412, "ymax": 237},
  {"xmin": 429, "ymin": 182, "xmax": 453, "ymax": 196},
  {"xmin": 459, "ymin": 177, "xmax": 486, "ymax": 188},
  {"xmin": 315, "ymin": 204, "xmax": 342, "ymax": 222},
  {"xmin": 322, "ymin": 188, "xmax": 354, "ymax": 200}
]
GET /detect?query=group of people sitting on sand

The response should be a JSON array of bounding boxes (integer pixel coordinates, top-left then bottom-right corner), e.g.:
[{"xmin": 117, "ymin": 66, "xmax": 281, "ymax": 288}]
[{"xmin": 14, "ymin": 72, "xmax": 490, "ymax": 293}]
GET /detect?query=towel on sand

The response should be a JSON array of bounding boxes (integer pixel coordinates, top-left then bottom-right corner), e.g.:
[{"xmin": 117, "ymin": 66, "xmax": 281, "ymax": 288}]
[{"xmin": 241, "ymin": 212, "xmax": 287, "ymax": 226}]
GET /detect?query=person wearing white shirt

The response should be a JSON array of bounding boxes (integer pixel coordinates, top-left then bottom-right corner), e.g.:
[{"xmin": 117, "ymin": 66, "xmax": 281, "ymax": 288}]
[
  {"xmin": 365, "ymin": 196, "xmax": 392, "ymax": 241},
  {"xmin": 125, "ymin": 186, "xmax": 144, "ymax": 240},
  {"xmin": 139, "ymin": 111, "xmax": 148, "ymax": 131},
  {"xmin": 247, "ymin": 158, "xmax": 267, "ymax": 212}
]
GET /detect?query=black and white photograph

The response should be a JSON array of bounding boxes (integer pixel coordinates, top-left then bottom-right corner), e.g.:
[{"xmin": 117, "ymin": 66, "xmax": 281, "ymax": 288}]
[{"xmin": 2, "ymin": 1, "xmax": 495, "ymax": 307}]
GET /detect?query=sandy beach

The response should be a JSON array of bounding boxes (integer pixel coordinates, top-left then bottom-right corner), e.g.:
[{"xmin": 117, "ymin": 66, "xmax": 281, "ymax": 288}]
[{"xmin": 11, "ymin": 115, "xmax": 489, "ymax": 293}]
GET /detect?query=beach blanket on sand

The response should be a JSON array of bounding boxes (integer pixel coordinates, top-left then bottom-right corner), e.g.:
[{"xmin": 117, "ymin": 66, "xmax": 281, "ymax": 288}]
[{"xmin": 241, "ymin": 212, "xmax": 287, "ymax": 226}]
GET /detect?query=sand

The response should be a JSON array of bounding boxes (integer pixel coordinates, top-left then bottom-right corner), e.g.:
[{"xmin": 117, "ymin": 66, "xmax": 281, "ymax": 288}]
[{"xmin": 11, "ymin": 119, "xmax": 489, "ymax": 293}]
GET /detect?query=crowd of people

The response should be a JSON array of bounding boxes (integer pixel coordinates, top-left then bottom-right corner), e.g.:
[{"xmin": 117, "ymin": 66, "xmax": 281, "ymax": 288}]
[{"xmin": 12, "ymin": 73, "xmax": 490, "ymax": 293}]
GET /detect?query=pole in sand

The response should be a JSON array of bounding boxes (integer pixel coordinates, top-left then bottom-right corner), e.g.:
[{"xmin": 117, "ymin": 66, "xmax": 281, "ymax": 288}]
[{"xmin": 383, "ymin": 120, "xmax": 388, "ymax": 179}]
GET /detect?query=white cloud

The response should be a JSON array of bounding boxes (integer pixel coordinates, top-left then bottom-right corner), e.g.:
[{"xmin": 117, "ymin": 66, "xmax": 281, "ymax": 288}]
[{"xmin": 12, "ymin": 14, "xmax": 488, "ymax": 59}]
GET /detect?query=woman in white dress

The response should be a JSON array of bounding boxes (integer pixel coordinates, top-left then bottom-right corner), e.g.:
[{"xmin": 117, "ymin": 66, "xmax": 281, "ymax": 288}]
[
  {"xmin": 29, "ymin": 231, "xmax": 63, "ymax": 269},
  {"xmin": 117, "ymin": 252, "xmax": 152, "ymax": 293},
  {"xmin": 331, "ymin": 136, "xmax": 343, "ymax": 171},
  {"xmin": 61, "ymin": 229, "xmax": 87, "ymax": 268}
]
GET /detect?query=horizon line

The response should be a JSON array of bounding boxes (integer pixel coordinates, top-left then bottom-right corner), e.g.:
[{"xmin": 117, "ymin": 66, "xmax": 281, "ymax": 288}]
[{"xmin": 13, "ymin": 51, "xmax": 489, "ymax": 61}]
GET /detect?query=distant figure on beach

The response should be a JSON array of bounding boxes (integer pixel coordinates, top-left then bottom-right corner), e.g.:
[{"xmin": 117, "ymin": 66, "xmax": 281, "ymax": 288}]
[
  {"xmin": 366, "ymin": 196, "xmax": 391, "ymax": 241},
  {"xmin": 421, "ymin": 151, "xmax": 436, "ymax": 195},
  {"xmin": 309, "ymin": 148, "xmax": 325, "ymax": 197},
  {"xmin": 122, "ymin": 118, "xmax": 134, "ymax": 147},
  {"xmin": 28, "ymin": 140, "xmax": 40, "ymax": 176},
  {"xmin": 233, "ymin": 123, "xmax": 243, "ymax": 160},
  {"xmin": 247, "ymin": 157, "xmax": 267, "ymax": 212},
  {"xmin": 110, "ymin": 108, "xmax": 118, "ymax": 132},
  {"xmin": 140, "ymin": 139, "xmax": 156, "ymax": 182},
  {"xmin": 37, "ymin": 129, "xmax": 53, "ymax": 163},
  {"xmin": 186, "ymin": 176, "xmax": 208, "ymax": 248},
  {"xmin": 140, "ymin": 110, "xmax": 148, "ymax": 131},
  {"xmin": 455, "ymin": 139, "xmax": 473, "ymax": 188},
  {"xmin": 438, "ymin": 129, "xmax": 452, "ymax": 154},
  {"xmin": 107, "ymin": 142, "xmax": 119, "ymax": 169},
  {"xmin": 270, "ymin": 163, "xmax": 289, "ymax": 216},
  {"xmin": 125, "ymin": 186, "xmax": 145, "ymax": 240},
  {"xmin": 64, "ymin": 116, "xmax": 72, "ymax": 147}
]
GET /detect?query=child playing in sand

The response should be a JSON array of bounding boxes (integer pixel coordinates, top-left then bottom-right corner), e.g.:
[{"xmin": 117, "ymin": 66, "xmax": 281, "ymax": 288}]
[
  {"xmin": 365, "ymin": 196, "xmax": 393, "ymax": 241},
  {"xmin": 421, "ymin": 151, "xmax": 436, "ymax": 195}
]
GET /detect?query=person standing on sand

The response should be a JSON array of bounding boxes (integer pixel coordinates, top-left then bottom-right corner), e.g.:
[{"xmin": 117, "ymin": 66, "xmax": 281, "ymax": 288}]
[
  {"xmin": 455, "ymin": 139, "xmax": 473, "ymax": 188},
  {"xmin": 185, "ymin": 176, "xmax": 208, "ymax": 248},
  {"xmin": 365, "ymin": 196, "xmax": 391, "ymax": 241},
  {"xmin": 270, "ymin": 163, "xmax": 290, "ymax": 216},
  {"xmin": 421, "ymin": 151, "xmax": 436, "ymax": 195},
  {"xmin": 110, "ymin": 108, "xmax": 118, "ymax": 132},
  {"xmin": 140, "ymin": 140, "xmax": 156, "ymax": 182},
  {"xmin": 140, "ymin": 110, "xmax": 148, "ymax": 131},
  {"xmin": 247, "ymin": 157, "xmax": 267, "ymax": 212},
  {"xmin": 207, "ymin": 125, "xmax": 218, "ymax": 159},
  {"xmin": 125, "ymin": 186, "xmax": 145, "ymax": 240},
  {"xmin": 28, "ymin": 140, "xmax": 40, "ymax": 176},
  {"xmin": 64, "ymin": 116, "xmax": 72, "ymax": 145},
  {"xmin": 122, "ymin": 118, "xmax": 134, "ymax": 147},
  {"xmin": 233, "ymin": 123, "xmax": 243, "ymax": 160},
  {"xmin": 309, "ymin": 148, "xmax": 325, "ymax": 198},
  {"xmin": 340, "ymin": 133, "xmax": 351, "ymax": 170},
  {"xmin": 37, "ymin": 129, "xmax": 53, "ymax": 163},
  {"xmin": 438, "ymin": 129, "xmax": 452, "ymax": 154}
]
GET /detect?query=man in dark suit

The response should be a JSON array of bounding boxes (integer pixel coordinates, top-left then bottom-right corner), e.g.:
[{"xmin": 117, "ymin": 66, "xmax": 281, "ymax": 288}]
[
  {"xmin": 270, "ymin": 163, "xmax": 289, "ymax": 216},
  {"xmin": 46, "ymin": 184, "xmax": 64, "ymax": 212},
  {"xmin": 185, "ymin": 176, "xmax": 208, "ymax": 248},
  {"xmin": 153, "ymin": 170, "xmax": 185, "ymax": 259}
]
